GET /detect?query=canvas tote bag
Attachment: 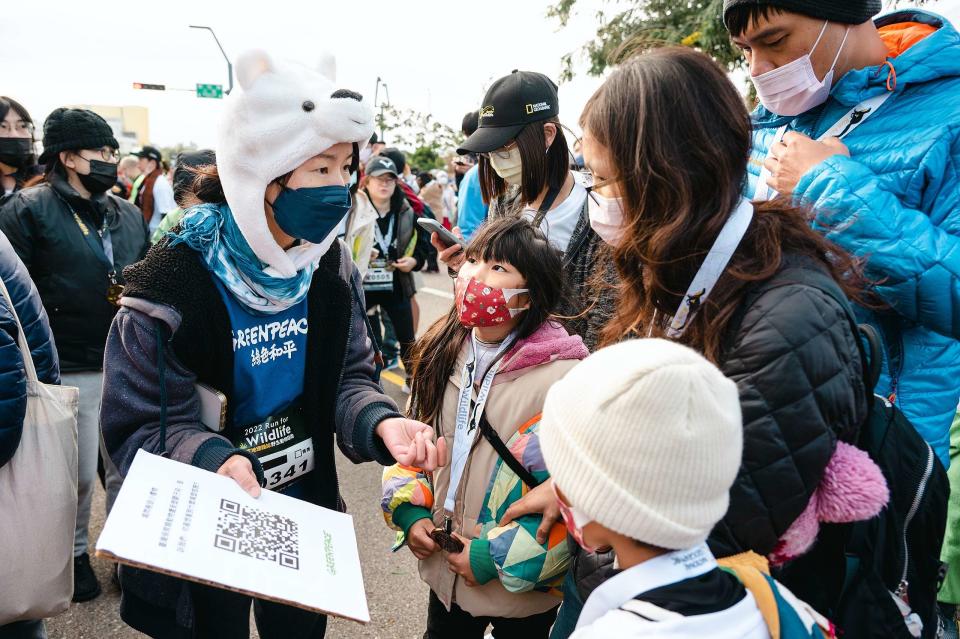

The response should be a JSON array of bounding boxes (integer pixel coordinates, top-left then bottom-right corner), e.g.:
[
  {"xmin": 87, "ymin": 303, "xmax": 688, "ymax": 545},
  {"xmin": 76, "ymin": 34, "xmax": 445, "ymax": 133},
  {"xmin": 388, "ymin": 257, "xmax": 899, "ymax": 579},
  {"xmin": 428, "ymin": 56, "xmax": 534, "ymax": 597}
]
[{"xmin": 0, "ymin": 276, "xmax": 79, "ymax": 623}]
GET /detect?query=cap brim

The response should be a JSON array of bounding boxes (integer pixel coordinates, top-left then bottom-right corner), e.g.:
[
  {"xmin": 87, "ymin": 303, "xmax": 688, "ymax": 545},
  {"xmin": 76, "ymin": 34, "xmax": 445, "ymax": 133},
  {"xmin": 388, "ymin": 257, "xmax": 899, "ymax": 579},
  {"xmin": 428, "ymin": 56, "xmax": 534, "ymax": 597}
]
[
  {"xmin": 367, "ymin": 169, "xmax": 397, "ymax": 178},
  {"xmin": 456, "ymin": 123, "xmax": 526, "ymax": 155}
]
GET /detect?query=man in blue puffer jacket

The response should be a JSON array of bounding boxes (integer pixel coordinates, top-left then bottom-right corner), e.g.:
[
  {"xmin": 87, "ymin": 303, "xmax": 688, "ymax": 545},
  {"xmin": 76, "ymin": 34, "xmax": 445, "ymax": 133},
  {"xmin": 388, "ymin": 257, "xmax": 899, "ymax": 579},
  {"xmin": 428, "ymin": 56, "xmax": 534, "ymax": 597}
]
[
  {"xmin": 725, "ymin": 0, "xmax": 960, "ymax": 467},
  {"xmin": 0, "ymin": 229, "xmax": 60, "ymax": 638}
]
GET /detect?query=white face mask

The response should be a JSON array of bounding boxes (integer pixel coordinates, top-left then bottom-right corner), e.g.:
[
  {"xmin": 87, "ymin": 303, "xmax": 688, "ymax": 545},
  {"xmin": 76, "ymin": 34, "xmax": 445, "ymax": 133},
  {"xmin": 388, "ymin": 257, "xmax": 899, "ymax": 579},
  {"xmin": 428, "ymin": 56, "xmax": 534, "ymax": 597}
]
[
  {"xmin": 752, "ymin": 21, "xmax": 850, "ymax": 117},
  {"xmin": 488, "ymin": 146, "xmax": 523, "ymax": 186},
  {"xmin": 588, "ymin": 192, "xmax": 626, "ymax": 246}
]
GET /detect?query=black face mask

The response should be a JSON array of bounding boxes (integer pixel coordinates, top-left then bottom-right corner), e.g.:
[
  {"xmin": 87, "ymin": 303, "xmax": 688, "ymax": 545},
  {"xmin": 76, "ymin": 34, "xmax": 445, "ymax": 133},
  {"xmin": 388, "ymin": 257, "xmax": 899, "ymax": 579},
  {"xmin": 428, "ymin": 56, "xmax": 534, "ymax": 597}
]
[
  {"xmin": 77, "ymin": 159, "xmax": 118, "ymax": 194},
  {"xmin": 0, "ymin": 138, "xmax": 35, "ymax": 170}
]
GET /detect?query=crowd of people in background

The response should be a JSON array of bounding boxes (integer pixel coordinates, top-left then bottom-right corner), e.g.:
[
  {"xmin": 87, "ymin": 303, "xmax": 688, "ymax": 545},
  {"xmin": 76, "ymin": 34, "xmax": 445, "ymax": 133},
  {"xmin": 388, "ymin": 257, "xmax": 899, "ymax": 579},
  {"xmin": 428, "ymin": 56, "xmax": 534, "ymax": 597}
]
[{"xmin": 3, "ymin": 0, "xmax": 960, "ymax": 637}]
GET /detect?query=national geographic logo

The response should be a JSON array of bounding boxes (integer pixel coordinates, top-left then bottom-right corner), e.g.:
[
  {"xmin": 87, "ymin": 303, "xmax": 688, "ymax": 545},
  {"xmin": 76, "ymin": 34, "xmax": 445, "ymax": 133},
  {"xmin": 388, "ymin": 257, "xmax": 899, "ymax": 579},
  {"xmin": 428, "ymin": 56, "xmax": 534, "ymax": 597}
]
[
  {"xmin": 480, "ymin": 106, "xmax": 495, "ymax": 118},
  {"xmin": 525, "ymin": 101, "xmax": 551, "ymax": 115}
]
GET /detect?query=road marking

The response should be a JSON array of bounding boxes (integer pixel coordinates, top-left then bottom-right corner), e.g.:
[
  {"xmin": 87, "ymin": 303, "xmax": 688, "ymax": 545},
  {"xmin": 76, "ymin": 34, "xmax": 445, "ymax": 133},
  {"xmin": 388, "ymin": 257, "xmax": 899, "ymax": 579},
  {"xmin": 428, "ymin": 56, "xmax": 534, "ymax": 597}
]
[
  {"xmin": 420, "ymin": 287, "xmax": 455, "ymax": 300},
  {"xmin": 381, "ymin": 369, "xmax": 406, "ymax": 388}
]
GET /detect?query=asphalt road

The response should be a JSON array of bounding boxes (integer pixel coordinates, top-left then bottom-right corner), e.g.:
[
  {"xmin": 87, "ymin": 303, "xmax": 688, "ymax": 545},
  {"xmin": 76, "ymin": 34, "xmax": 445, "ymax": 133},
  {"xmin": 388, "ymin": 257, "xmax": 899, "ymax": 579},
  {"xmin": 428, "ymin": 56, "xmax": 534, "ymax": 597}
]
[{"xmin": 46, "ymin": 270, "xmax": 457, "ymax": 639}]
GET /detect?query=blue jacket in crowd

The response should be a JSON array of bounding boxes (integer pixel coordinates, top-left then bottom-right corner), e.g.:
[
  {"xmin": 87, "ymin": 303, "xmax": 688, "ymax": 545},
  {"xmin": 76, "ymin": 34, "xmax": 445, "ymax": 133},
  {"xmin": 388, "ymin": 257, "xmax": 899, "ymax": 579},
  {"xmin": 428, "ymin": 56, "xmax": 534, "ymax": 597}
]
[
  {"xmin": 457, "ymin": 164, "xmax": 488, "ymax": 241},
  {"xmin": 747, "ymin": 9, "xmax": 960, "ymax": 466},
  {"xmin": 0, "ymin": 229, "xmax": 59, "ymax": 468}
]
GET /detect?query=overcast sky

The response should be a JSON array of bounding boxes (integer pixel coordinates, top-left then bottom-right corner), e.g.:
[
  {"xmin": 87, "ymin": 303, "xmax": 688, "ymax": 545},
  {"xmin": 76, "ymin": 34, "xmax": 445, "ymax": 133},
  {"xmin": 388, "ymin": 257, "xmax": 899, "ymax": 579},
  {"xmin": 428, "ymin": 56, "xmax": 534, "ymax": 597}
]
[{"xmin": 2, "ymin": 0, "xmax": 957, "ymax": 150}]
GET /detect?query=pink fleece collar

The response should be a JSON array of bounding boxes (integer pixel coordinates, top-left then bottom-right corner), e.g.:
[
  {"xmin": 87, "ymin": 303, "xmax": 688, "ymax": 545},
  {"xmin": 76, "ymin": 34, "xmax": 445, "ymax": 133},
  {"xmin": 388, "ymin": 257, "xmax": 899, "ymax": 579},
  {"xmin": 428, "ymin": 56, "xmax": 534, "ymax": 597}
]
[{"xmin": 499, "ymin": 321, "xmax": 589, "ymax": 374}]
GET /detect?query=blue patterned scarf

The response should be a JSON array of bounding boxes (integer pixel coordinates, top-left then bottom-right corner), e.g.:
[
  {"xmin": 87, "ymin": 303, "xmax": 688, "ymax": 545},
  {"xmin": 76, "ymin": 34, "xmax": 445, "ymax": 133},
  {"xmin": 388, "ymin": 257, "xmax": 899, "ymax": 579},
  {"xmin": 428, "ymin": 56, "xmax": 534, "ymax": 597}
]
[{"xmin": 169, "ymin": 203, "xmax": 316, "ymax": 315}]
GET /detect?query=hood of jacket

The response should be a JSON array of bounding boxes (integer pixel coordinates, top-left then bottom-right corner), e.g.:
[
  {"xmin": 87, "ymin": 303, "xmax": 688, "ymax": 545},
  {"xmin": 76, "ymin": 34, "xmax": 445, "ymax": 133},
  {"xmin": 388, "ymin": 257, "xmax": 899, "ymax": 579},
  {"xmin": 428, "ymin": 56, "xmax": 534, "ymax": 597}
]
[{"xmin": 500, "ymin": 320, "xmax": 589, "ymax": 375}]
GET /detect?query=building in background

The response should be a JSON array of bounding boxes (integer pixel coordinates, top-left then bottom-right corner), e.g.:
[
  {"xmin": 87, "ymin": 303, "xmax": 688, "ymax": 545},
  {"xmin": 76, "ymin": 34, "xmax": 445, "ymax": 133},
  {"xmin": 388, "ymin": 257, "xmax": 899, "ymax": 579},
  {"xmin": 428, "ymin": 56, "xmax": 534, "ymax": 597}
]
[{"xmin": 71, "ymin": 105, "xmax": 149, "ymax": 155}]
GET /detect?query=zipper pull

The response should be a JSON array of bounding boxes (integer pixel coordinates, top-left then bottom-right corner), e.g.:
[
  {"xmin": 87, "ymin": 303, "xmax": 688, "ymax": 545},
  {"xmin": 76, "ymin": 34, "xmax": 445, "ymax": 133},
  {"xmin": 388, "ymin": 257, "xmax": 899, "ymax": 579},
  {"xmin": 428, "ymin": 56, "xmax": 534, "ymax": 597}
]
[
  {"xmin": 895, "ymin": 579, "xmax": 910, "ymax": 603},
  {"xmin": 444, "ymin": 516, "xmax": 452, "ymax": 534}
]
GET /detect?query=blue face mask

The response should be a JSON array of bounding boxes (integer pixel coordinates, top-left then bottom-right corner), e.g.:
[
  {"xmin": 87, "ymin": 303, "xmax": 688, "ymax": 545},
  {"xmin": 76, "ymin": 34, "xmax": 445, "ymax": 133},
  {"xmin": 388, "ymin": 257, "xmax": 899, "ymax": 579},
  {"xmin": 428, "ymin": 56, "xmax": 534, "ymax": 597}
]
[{"xmin": 271, "ymin": 184, "xmax": 352, "ymax": 244}]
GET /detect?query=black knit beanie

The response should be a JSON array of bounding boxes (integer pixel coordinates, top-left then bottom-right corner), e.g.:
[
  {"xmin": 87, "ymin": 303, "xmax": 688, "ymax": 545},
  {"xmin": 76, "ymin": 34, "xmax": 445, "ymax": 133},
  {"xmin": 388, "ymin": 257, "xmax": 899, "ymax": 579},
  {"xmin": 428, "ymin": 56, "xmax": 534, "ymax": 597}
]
[
  {"xmin": 38, "ymin": 108, "xmax": 119, "ymax": 163},
  {"xmin": 723, "ymin": 0, "xmax": 881, "ymax": 29}
]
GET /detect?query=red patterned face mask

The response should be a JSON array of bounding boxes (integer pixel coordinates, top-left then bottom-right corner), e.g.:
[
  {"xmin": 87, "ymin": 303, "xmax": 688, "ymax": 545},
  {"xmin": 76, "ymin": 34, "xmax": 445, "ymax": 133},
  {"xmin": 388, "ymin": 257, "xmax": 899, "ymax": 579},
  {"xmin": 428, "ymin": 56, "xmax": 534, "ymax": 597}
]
[{"xmin": 455, "ymin": 276, "xmax": 529, "ymax": 328}]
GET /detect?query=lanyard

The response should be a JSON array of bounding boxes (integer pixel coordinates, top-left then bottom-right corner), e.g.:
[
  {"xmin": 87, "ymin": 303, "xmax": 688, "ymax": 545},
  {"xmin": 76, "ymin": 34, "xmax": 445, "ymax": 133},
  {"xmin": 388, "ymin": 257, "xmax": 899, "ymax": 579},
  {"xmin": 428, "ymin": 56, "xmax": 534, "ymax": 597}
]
[
  {"xmin": 530, "ymin": 184, "xmax": 561, "ymax": 227},
  {"xmin": 373, "ymin": 213, "xmax": 395, "ymax": 257},
  {"xmin": 443, "ymin": 333, "xmax": 514, "ymax": 514},
  {"xmin": 755, "ymin": 92, "xmax": 893, "ymax": 201},
  {"xmin": 68, "ymin": 204, "xmax": 116, "ymax": 277},
  {"xmin": 666, "ymin": 197, "xmax": 754, "ymax": 338}
]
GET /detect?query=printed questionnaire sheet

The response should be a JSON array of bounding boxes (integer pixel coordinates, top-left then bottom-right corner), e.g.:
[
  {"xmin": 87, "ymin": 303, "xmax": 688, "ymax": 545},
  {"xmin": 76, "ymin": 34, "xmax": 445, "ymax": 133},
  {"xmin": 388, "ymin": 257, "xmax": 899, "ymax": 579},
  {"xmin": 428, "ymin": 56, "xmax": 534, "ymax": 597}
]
[{"xmin": 96, "ymin": 449, "xmax": 369, "ymax": 622}]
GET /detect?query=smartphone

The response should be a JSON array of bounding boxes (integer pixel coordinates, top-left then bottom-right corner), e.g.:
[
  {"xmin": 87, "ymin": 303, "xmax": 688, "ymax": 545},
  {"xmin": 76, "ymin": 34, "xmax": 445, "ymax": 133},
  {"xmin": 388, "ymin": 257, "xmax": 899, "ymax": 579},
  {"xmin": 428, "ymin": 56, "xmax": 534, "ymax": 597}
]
[
  {"xmin": 196, "ymin": 383, "xmax": 227, "ymax": 432},
  {"xmin": 429, "ymin": 527, "xmax": 465, "ymax": 553},
  {"xmin": 417, "ymin": 218, "xmax": 464, "ymax": 250}
]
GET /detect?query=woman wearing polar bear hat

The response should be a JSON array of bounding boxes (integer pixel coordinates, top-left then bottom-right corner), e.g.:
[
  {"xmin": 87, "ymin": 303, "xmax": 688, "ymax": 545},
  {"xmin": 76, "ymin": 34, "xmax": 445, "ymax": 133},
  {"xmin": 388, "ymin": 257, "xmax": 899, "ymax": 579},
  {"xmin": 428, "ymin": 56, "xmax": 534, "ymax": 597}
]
[{"xmin": 100, "ymin": 49, "xmax": 446, "ymax": 638}]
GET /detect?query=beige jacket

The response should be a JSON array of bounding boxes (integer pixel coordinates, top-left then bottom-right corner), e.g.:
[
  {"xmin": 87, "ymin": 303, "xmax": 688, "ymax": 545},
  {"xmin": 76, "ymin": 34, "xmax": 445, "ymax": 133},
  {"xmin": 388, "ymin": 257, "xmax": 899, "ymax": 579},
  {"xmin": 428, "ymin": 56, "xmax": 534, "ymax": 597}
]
[
  {"xmin": 344, "ymin": 191, "xmax": 378, "ymax": 276},
  {"xmin": 419, "ymin": 336, "xmax": 580, "ymax": 618}
]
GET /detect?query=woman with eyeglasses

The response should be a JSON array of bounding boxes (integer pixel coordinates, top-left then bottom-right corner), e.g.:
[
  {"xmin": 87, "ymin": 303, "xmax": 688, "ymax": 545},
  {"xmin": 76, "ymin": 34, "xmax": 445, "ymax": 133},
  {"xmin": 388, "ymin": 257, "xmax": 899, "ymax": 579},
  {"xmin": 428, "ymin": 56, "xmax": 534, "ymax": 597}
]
[
  {"xmin": 0, "ymin": 107, "xmax": 150, "ymax": 604},
  {"xmin": 440, "ymin": 70, "xmax": 617, "ymax": 351},
  {"xmin": 359, "ymin": 155, "xmax": 431, "ymax": 389},
  {"xmin": 0, "ymin": 97, "xmax": 41, "ymax": 196}
]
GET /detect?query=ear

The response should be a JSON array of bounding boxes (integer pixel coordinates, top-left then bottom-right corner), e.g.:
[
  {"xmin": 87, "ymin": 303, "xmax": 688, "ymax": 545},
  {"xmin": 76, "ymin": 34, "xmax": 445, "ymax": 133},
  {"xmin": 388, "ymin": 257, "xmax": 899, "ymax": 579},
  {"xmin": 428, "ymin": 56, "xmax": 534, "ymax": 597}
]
[
  {"xmin": 237, "ymin": 49, "xmax": 274, "ymax": 90},
  {"xmin": 59, "ymin": 150, "xmax": 76, "ymax": 170},
  {"xmin": 316, "ymin": 52, "xmax": 336, "ymax": 82},
  {"xmin": 544, "ymin": 122, "xmax": 558, "ymax": 150}
]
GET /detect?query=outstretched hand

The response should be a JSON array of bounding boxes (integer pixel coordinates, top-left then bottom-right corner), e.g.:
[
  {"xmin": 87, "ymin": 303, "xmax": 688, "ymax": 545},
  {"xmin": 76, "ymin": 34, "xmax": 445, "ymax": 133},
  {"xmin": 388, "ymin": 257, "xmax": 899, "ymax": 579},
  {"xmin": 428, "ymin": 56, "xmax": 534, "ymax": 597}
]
[{"xmin": 376, "ymin": 417, "xmax": 448, "ymax": 471}]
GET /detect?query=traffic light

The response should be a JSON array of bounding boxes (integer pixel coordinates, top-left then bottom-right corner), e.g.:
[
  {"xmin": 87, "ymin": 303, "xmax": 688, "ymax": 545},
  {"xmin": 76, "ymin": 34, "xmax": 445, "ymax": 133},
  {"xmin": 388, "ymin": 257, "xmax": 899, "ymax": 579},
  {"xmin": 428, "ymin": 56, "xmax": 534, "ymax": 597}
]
[{"xmin": 133, "ymin": 82, "xmax": 165, "ymax": 91}]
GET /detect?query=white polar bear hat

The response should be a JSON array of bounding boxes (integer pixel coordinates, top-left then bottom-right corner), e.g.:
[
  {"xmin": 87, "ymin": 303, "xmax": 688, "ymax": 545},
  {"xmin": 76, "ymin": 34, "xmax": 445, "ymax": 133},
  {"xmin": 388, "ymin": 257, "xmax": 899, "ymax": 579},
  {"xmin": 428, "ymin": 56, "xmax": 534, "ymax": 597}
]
[{"xmin": 216, "ymin": 49, "xmax": 375, "ymax": 277}]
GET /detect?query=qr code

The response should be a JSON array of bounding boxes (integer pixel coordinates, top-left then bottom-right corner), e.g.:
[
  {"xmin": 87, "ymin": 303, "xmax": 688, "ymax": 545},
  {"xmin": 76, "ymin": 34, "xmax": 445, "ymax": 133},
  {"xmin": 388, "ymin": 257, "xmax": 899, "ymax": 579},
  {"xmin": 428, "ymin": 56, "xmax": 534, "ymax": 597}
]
[{"xmin": 214, "ymin": 499, "xmax": 300, "ymax": 570}]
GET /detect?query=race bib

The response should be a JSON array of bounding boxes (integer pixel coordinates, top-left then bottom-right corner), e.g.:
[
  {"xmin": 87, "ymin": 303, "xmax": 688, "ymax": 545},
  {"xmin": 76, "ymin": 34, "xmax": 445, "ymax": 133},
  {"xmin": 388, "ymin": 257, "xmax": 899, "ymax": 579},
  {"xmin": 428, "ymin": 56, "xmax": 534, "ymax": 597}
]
[
  {"xmin": 231, "ymin": 403, "xmax": 313, "ymax": 491},
  {"xmin": 364, "ymin": 257, "xmax": 394, "ymax": 292}
]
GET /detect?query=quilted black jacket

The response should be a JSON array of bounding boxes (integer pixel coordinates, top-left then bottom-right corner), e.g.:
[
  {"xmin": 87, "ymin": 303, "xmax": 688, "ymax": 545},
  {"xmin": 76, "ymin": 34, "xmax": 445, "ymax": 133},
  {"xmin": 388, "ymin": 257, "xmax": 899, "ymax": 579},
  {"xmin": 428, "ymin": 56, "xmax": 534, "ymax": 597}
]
[
  {"xmin": 572, "ymin": 252, "xmax": 869, "ymax": 602},
  {"xmin": 709, "ymin": 252, "xmax": 868, "ymax": 557}
]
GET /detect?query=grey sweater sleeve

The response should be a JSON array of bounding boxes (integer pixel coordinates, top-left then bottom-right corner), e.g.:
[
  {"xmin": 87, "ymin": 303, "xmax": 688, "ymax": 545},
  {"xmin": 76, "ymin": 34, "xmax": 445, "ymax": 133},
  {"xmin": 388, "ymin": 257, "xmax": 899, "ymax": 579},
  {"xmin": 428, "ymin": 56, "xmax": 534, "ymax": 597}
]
[
  {"xmin": 334, "ymin": 248, "xmax": 402, "ymax": 466},
  {"xmin": 100, "ymin": 302, "xmax": 264, "ymax": 483}
]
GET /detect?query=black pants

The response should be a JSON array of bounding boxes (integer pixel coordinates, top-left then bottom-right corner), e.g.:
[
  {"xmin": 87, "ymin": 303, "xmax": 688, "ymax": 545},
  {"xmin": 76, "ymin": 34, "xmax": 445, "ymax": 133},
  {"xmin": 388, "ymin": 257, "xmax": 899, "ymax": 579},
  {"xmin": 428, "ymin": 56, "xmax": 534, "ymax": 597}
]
[
  {"xmin": 424, "ymin": 590, "xmax": 557, "ymax": 639},
  {"xmin": 364, "ymin": 290, "xmax": 416, "ymax": 374},
  {"xmin": 190, "ymin": 582, "xmax": 327, "ymax": 639}
]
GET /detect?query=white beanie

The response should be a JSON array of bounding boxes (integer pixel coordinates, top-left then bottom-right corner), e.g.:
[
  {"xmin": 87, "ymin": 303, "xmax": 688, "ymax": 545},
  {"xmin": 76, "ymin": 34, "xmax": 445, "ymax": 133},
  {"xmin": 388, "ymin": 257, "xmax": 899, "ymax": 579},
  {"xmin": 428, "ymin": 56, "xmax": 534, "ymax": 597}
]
[
  {"xmin": 216, "ymin": 49, "xmax": 375, "ymax": 277},
  {"xmin": 540, "ymin": 339, "xmax": 743, "ymax": 550}
]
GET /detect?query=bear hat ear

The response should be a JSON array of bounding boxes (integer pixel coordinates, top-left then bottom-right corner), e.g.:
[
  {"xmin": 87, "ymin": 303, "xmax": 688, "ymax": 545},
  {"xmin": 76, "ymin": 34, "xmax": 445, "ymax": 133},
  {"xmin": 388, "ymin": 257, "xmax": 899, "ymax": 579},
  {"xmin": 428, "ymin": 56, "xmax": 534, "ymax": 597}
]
[
  {"xmin": 316, "ymin": 52, "xmax": 336, "ymax": 83},
  {"xmin": 237, "ymin": 49, "xmax": 275, "ymax": 90}
]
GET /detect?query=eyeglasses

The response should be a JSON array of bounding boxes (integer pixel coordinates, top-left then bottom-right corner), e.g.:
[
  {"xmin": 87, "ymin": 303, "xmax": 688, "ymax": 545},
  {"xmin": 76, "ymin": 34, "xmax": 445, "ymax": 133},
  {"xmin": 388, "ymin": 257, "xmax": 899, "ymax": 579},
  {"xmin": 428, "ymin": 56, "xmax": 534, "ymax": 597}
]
[
  {"xmin": 480, "ymin": 141, "xmax": 518, "ymax": 161},
  {"xmin": 0, "ymin": 120, "xmax": 34, "ymax": 135},
  {"xmin": 578, "ymin": 170, "xmax": 619, "ymax": 193},
  {"xmin": 79, "ymin": 147, "xmax": 121, "ymax": 163}
]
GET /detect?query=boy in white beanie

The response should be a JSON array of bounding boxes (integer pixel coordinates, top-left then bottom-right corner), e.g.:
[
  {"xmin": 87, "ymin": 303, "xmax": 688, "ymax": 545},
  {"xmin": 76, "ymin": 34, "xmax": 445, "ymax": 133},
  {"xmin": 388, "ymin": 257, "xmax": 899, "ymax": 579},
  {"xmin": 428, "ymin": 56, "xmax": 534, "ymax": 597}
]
[{"xmin": 540, "ymin": 339, "xmax": 834, "ymax": 638}]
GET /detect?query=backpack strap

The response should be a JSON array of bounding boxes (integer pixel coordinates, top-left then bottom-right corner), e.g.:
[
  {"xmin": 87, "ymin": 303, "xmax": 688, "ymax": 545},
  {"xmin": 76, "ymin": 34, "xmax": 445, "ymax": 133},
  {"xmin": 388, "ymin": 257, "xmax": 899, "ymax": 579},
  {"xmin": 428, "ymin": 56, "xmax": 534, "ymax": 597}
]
[
  {"xmin": 720, "ymin": 564, "xmax": 782, "ymax": 638},
  {"xmin": 478, "ymin": 414, "xmax": 540, "ymax": 489}
]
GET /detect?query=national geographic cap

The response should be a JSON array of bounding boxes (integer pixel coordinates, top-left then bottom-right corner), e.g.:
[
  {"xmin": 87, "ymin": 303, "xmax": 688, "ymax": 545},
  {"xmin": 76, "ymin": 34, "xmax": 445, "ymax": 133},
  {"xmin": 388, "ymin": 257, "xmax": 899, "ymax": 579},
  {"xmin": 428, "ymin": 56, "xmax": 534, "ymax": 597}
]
[{"xmin": 456, "ymin": 70, "xmax": 559, "ymax": 155}]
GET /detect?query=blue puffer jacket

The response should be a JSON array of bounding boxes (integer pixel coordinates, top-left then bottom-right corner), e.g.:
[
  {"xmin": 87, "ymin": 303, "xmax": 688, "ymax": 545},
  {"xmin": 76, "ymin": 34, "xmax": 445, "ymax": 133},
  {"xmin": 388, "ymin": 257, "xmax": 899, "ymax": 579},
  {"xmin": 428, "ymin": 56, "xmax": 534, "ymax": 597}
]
[
  {"xmin": 0, "ymin": 229, "xmax": 60, "ymax": 468},
  {"xmin": 747, "ymin": 10, "xmax": 960, "ymax": 467}
]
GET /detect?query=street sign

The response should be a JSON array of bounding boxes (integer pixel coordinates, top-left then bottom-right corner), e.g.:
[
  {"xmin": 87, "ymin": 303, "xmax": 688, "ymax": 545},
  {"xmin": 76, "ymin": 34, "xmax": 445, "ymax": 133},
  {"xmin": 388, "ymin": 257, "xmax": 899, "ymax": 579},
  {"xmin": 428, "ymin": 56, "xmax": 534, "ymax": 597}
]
[
  {"xmin": 133, "ymin": 83, "xmax": 165, "ymax": 91},
  {"xmin": 196, "ymin": 83, "xmax": 224, "ymax": 99}
]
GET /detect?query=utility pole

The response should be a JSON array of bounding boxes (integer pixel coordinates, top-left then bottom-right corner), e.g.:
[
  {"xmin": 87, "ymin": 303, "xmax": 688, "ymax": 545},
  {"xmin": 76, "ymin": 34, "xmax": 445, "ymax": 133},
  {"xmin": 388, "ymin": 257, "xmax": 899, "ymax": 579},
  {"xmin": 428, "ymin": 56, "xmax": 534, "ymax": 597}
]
[
  {"xmin": 190, "ymin": 25, "xmax": 234, "ymax": 95},
  {"xmin": 374, "ymin": 77, "xmax": 390, "ymax": 143}
]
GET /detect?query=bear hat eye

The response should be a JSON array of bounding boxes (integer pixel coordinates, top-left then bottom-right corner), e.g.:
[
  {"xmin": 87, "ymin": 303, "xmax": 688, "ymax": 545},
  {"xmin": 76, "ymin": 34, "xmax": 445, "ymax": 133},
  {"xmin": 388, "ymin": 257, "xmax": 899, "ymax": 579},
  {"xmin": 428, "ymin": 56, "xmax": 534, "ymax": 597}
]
[{"xmin": 302, "ymin": 100, "xmax": 315, "ymax": 112}]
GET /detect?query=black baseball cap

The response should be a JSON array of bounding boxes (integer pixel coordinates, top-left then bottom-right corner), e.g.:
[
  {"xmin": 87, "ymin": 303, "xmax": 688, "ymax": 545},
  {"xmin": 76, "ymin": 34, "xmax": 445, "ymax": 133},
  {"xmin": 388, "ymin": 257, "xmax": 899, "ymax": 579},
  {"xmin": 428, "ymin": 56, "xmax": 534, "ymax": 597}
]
[
  {"xmin": 365, "ymin": 155, "xmax": 398, "ymax": 177},
  {"xmin": 134, "ymin": 145, "xmax": 163, "ymax": 163},
  {"xmin": 457, "ymin": 70, "xmax": 559, "ymax": 155}
]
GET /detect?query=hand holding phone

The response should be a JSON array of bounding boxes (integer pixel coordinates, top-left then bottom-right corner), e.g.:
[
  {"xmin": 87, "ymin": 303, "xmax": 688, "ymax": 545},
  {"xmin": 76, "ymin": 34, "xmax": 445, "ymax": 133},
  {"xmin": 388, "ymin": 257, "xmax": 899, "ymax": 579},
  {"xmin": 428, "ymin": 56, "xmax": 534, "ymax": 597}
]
[
  {"xmin": 429, "ymin": 527, "xmax": 465, "ymax": 553},
  {"xmin": 417, "ymin": 218, "xmax": 464, "ymax": 250}
]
